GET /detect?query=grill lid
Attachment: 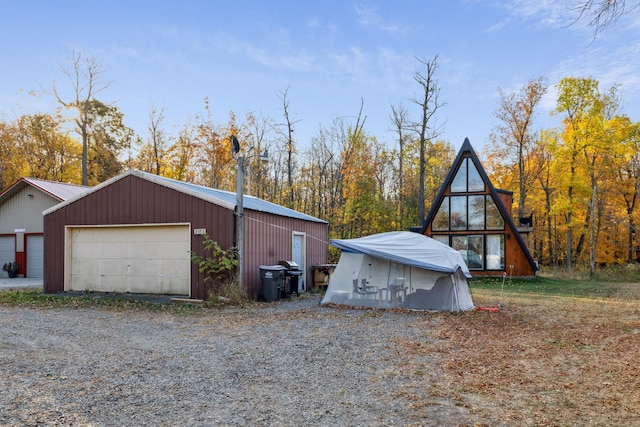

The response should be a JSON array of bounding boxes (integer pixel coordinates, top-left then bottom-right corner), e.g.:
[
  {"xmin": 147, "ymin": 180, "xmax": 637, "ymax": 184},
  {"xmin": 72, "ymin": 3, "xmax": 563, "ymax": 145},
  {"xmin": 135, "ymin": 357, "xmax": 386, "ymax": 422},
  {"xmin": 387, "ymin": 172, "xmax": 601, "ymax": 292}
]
[{"xmin": 278, "ymin": 260, "xmax": 299, "ymax": 270}]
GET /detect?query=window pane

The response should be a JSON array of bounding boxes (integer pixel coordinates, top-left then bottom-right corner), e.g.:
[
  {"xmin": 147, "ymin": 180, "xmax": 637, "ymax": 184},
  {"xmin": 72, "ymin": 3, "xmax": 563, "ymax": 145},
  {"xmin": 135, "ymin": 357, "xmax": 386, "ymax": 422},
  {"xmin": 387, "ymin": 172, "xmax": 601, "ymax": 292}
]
[
  {"xmin": 432, "ymin": 197, "xmax": 449, "ymax": 231},
  {"xmin": 432, "ymin": 235, "xmax": 449, "ymax": 246},
  {"xmin": 450, "ymin": 196, "xmax": 467, "ymax": 230},
  {"xmin": 468, "ymin": 160, "xmax": 485, "ymax": 192},
  {"xmin": 451, "ymin": 236, "xmax": 467, "ymax": 252},
  {"xmin": 450, "ymin": 159, "xmax": 467, "ymax": 192},
  {"xmin": 468, "ymin": 195, "xmax": 485, "ymax": 230},
  {"xmin": 452, "ymin": 235, "xmax": 483, "ymax": 270},
  {"xmin": 486, "ymin": 235, "xmax": 505, "ymax": 270},
  {"xmin": 486, "ymin": 196, "xmax": 504, "ymax": 229},
  {"xmin": 467, "ymin": 235, "xmax": 484, "ymax": 269}
]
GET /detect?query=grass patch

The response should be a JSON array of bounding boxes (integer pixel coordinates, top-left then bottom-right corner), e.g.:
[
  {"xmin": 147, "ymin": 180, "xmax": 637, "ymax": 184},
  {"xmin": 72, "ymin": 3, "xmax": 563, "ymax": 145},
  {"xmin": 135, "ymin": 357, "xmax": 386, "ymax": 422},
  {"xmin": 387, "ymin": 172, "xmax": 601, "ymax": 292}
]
[
  {"xmin": 0, "ymin": 289, "xmax": 207, "ymax": 314},
  {"xmin": 469, "ymin": 275, "xmax": 640, "ymax": 300}
]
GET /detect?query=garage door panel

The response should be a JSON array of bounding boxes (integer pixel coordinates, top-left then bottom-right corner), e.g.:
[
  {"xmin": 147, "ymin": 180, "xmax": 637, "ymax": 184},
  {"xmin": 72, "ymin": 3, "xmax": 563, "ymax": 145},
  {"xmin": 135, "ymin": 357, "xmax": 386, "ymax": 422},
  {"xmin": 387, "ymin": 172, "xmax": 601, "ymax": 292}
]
[
  {"xmin": 26, "ymin": 235, "xmax": 44, "ymax": 278},
  {"xmin": 72, "ymin": 274, "xmax": 127, "ymax": 293},
  {"xmin": 68, "ymin": 225, "xmax": 190, "ymax": 295},
  {"xmin": 157, "ymin": 278, "xmax": 189, "ymax": 294},
  {"xmin": 72, "ymin": 242, "xmax": 189, "ymax": 260},
  {"xmin": 128, "ymin": 260, "xmax": 178, "ymax": 276},
  {"xmin": 128, "ymin": 243, "xmax": 189, "ymax": 259},
  {"xmin": 73, "ymin": 227, "xmax": 187, "ymax": 243},
  {"xmin": 71, "ymin": 259, "xmax": 128, "ymax": 276},
  {"xmin": 72, "ymin": 257, "xmax": 189, "ymax": 278}
]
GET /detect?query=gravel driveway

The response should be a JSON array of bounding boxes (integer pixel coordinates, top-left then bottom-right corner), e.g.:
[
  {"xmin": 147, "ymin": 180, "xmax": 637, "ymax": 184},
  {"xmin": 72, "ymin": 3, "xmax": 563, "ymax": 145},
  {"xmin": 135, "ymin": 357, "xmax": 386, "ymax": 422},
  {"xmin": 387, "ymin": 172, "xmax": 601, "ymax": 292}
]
[{"xmin": 0, "ymin": 297, "xmax": 471, "ymax": 426}]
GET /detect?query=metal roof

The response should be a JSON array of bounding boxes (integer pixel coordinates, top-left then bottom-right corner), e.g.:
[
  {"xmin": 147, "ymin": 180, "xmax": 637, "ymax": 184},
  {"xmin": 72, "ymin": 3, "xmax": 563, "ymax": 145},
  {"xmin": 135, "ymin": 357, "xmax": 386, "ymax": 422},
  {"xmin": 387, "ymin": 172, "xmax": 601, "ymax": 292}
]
[
  {"xmin": 153, "ymin": 172, "xmax": 328, "ymax": 224},
  {"xmin": 44, "ymin": 169, "xmax": 328, "ymax": 224},
  {"xmin": 0, "ymin": 177, "xmax": 89, "ymax": 204}
]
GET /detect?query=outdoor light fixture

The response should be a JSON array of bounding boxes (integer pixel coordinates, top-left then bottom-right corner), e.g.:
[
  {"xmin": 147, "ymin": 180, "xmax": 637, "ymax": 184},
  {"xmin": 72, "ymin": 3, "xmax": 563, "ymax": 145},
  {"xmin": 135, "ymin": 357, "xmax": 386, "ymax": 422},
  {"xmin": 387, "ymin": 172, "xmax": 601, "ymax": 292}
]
[{"xmin": 231, "ymin": 135, "xmax": 240, "ymax": 155}]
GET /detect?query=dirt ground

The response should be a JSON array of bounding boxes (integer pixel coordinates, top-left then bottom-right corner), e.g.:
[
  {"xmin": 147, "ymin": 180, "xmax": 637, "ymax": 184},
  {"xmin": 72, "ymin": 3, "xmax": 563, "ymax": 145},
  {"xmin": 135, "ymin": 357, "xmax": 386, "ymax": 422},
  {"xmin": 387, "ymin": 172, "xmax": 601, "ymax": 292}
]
[{"xmin": 393, "ymin": 285, "xmax": 640, "ymax": 426}]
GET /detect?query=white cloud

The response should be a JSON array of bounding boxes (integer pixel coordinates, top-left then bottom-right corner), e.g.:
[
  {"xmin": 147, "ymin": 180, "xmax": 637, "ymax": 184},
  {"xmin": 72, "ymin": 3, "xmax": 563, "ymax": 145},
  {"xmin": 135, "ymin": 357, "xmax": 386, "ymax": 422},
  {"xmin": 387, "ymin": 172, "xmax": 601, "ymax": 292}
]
[
  {"xmin": 500, "ymin": 0, "xmax": 580, "ymax": 29},
  {"xmin": 484, "ymin": 20, "xmax": 508, "ymax": 33},
  {"xmin": 354, "ymin": 5, "xmax": 405, "ymax": 34},
  {"xmin": 552, "ymin": 43, "xmax": 640, "ymax": 91}
]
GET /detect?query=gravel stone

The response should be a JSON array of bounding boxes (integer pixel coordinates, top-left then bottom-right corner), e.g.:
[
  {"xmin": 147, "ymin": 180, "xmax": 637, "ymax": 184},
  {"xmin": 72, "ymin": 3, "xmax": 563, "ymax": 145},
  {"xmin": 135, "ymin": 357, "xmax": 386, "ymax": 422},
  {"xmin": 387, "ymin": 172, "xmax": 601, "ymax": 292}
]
[{"xmin": 0, "ymin": 297, "xmax": 471, "ymax": 426}]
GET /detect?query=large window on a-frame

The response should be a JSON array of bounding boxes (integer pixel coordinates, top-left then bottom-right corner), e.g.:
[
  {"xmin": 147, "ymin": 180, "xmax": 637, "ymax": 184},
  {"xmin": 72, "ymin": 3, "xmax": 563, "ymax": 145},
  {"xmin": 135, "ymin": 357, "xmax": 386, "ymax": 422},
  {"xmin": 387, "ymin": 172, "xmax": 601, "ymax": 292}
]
[{"xmin": 431, "ymin": 157, "xmax": 506, "ymax": 271}]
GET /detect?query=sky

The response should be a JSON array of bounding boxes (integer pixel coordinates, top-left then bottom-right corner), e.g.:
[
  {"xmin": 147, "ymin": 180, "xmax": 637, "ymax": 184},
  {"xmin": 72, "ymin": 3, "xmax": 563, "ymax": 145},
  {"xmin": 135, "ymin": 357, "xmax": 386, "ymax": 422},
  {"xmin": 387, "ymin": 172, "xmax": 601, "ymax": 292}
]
[{"xmin": 2, "ymin": 0, "xmax": 640, "ymax": 154}]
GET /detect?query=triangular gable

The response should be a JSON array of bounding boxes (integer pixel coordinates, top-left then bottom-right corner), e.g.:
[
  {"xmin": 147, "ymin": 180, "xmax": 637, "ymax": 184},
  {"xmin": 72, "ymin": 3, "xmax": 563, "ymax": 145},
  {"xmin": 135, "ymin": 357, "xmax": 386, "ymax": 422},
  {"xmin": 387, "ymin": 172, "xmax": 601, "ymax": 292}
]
[
  {"xmin": 0, "ymin": 177, "xmax": 88, "ymax": 205},
  {"xmin": 421, "ymin": 138, "xmax": 537, "ymax": 274}
]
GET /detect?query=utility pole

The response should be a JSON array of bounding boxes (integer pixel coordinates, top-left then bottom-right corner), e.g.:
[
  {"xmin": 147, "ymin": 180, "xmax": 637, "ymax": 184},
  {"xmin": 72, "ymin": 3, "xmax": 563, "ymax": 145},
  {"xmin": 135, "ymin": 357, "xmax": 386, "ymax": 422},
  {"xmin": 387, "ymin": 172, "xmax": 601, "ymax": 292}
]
[
  {"xmin": 232, "ymin": 136, "xmax": 245, "ymax": 292},
  {"xmin": 231, "ymin": 136, "xmax": 268, "ymax": 293}
]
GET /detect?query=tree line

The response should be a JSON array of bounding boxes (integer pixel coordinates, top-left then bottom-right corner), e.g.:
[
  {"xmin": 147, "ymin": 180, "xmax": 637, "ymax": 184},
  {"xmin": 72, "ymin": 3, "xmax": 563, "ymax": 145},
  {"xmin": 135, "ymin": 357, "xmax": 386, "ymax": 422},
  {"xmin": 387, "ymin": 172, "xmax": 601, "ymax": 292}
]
[
  {"xmin": 484, "ymin": 76, "xmax": 640, "ymax": 274},
  {"xmin": 1, "ymin": 50, "xmax": 639, "ymax": 272}
]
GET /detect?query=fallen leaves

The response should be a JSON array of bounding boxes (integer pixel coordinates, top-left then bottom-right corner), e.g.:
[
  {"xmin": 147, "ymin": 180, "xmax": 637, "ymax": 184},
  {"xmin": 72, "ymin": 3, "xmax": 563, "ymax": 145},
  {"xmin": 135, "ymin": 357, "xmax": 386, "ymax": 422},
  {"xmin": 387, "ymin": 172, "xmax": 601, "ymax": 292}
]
[{"xmin": 394, "ymin": 288, "xmax": 640, "ymax": 426}]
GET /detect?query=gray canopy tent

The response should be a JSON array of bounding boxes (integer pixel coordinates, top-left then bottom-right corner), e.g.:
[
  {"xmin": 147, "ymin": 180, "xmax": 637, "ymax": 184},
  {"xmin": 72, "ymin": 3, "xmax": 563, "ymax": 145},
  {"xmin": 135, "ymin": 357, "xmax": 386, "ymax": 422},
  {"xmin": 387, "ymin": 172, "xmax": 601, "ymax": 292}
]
[{"xmin": 321, "ymin": 231, "xmax": 475, "ymax": 311}]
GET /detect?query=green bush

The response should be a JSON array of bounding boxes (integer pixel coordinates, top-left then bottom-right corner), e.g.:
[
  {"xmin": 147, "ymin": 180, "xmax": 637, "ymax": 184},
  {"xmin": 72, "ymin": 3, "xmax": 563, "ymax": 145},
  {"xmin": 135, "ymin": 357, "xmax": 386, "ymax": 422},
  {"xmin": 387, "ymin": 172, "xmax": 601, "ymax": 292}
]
[{"xmin": 190, "ymin": 233, "xmax": 250, "ymax": 305}]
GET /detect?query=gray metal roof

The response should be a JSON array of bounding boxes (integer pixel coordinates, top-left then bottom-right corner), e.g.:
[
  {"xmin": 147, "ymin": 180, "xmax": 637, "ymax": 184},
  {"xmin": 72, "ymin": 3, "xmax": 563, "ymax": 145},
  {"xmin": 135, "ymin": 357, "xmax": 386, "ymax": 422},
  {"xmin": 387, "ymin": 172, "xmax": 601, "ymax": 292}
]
[
  {"xmin": 23, "ymin": 178, "xmax": 89, "ymax": 201},
  {"xmin": 0, "ymin": 177, "xmax": 89, "ymax": 204},
  {"xmin": 44, "ymin": 169, "xmax": 327, "ymax": 224},
  {"xmin": 154, "ymin": 173, "xmax": 328, "ymax": 224}
]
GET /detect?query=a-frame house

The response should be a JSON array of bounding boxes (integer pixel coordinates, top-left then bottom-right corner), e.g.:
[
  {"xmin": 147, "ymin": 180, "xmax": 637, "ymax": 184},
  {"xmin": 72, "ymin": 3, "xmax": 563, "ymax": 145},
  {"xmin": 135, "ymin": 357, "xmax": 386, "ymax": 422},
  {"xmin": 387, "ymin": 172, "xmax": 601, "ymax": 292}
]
[{"xmin": 421, "ymin": 138, "xmax": 537, "ymax": 277}]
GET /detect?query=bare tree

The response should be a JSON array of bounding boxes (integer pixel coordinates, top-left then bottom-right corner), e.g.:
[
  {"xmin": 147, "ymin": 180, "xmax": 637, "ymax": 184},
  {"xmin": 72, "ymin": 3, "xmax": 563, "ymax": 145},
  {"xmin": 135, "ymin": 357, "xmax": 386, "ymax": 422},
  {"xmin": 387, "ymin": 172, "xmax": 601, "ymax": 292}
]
[
  {"xmin": 411, "ymin": 55, "xmax": 444, "ymax": 224},
  {"xmin": 148, "ymin": 106, "xmax": 167, "ymax": 175},
  {"xmin": 572, "ymin": 0, "xmax": 640, "ymax": 36},
  {"xmin": 275, "ymin": 87, "xmax": 301, "ymax": 208},
  {"xmin": 247, "ymin": 111, "xmax": 272, "ymax": 198},
  {"xmin": 389, "ymin": 103, "xmax": 411, "ymax": 229},
  {"xmin": 51, "ymin": 49, "xmax": 112, "ymax": 186},
  {"xmin": 300, "ymin": 126, "xmax": 337, "ymax": 219}
]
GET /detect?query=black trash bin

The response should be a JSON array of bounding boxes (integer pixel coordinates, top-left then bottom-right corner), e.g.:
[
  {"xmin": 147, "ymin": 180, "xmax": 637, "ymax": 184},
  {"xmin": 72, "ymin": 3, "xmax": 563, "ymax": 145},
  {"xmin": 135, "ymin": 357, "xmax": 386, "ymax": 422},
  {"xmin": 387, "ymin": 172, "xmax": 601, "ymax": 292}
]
[{"xmin": 258, "ymin": 265, "xmax": 285, "ymax": 302}]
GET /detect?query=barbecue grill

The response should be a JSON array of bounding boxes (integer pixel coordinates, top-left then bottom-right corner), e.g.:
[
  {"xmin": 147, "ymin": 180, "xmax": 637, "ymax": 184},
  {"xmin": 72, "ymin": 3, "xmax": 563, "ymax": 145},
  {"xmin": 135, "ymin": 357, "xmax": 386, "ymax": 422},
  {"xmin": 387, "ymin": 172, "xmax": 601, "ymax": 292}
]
[{"xmin": 278, "ymin": 260, "xmax": 302, "ymax": 297}]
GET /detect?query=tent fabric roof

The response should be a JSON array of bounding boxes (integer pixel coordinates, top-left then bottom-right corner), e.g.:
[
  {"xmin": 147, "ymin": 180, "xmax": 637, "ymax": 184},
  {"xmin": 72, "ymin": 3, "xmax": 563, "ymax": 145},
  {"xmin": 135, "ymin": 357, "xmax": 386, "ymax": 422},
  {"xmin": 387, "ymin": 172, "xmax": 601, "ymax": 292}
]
[{"xmin": 330, "ymin": 231, "xmax": 472, "ymax": 278}]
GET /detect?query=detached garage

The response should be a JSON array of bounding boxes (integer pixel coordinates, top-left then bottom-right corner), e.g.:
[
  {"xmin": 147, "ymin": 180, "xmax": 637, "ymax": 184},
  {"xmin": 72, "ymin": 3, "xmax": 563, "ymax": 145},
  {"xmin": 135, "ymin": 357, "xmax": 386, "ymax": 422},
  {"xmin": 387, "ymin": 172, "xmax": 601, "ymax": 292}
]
[
  {"xmin": 66, "ymin": 225, "xmax": 191, "ymax": 295},
  {"xmin": 44, "ymin": 170, "xmax": 328, "ymax": 300},
  {"xmin": 0, "ymin": 178, "xmax": 88, "ymax": 278}
]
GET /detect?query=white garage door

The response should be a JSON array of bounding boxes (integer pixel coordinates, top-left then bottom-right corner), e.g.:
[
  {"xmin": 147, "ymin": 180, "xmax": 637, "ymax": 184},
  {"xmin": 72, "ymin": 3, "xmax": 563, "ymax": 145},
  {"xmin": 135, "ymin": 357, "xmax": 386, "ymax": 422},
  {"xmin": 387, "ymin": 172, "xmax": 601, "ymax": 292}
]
[
  {"xmin": 0, "ymin": 236, "xmax": 16, "ymax": 279},
  {"xmin": 26, "ymin": 235, "xmax": 44, "ymax": 278},
  {"xmin": 68, "ymin": 225, "xmax": 191, "ymax": 296}
]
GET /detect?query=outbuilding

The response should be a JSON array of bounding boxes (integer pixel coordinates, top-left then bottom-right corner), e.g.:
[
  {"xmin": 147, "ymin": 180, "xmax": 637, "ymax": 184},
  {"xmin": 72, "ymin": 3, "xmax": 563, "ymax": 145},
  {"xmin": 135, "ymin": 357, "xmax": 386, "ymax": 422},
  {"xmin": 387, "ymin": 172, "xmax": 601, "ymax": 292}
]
[
  {"xmin": 43, "ymin": 169, "xmax": 328, "ymax": 300},
  {"xmin": 0, "ymin": 178, "xmax": 88, "ymax": 278}
]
